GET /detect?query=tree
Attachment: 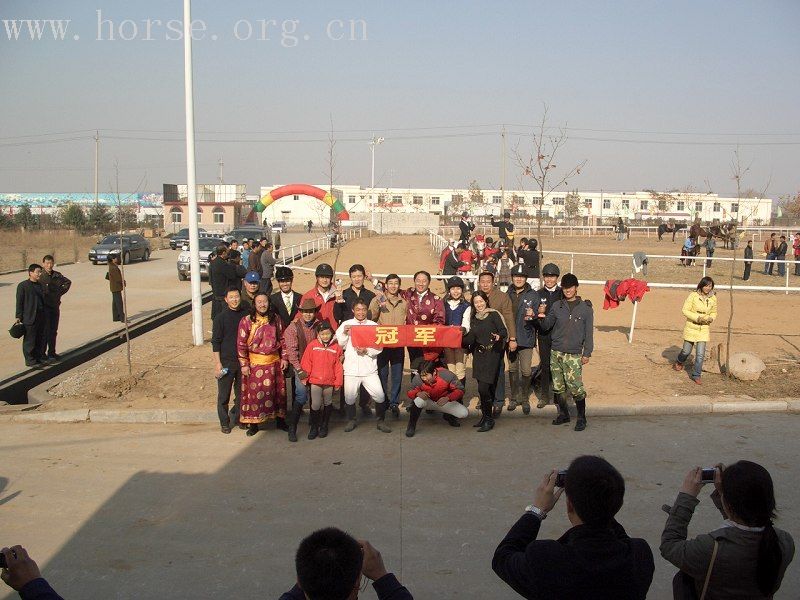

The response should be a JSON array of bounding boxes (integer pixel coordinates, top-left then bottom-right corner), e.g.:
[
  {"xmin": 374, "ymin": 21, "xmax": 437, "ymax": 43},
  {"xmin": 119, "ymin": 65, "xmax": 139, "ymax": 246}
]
[
  {"xmin": 564, "ymin": 190, "xmax": 582, "ymax": 224},
  {"xmin": 515, "ymin": 104, "xmax": 587, "ymax": 267},
  {"xmin": 58, "ymin": 203, "xmax": 87, "ymax": 231},
  {"xmin": 782, "ymin": 191, "xmax": 800, "ymax": 218},
  {"xmin": 87, "ymin": 203, "xmax": 114, "ymax": 232},
  {"xmin": 13, "ymin": 204, "xmax": 36, "ymax": 229},
  {"xmin": 467, "ymin": 180, "xmax": 485, "ymax": 213},
  {"xmin": 644, "ymin": 189, "xmax": 678, "ymax": 220},
  {"xmin": 115, "ymin": 205, "xmax": 138, "ymax": 229}
]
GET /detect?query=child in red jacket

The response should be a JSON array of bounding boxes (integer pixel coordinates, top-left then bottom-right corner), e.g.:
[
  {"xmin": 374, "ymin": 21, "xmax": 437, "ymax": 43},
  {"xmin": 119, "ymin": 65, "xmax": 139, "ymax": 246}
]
[
  {"xmin": 405, "ymin": 361, "xmax": 468, "ymax": 437},
  {"xmin": 299, "ymin": 321, "xmax": 344, "ymax": 440}
]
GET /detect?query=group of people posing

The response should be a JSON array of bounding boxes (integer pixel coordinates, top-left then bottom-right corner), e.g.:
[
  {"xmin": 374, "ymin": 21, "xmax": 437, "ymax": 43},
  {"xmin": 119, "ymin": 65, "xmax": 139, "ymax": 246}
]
[{"xmin": 211, "ymin": 225, "xmax": 594, "ymax": 440}]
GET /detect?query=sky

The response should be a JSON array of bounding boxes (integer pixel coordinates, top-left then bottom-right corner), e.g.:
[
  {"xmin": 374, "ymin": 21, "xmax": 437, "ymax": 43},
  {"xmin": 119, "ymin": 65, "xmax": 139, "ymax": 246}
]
[{"xmin": 1, "ymin": 0, "xmax": 798, "ymax": 200}]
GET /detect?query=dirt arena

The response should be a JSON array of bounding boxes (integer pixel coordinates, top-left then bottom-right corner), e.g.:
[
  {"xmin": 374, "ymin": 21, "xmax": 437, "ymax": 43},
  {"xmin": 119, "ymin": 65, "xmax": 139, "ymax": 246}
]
[{"xmin": 44, "ymin": 234, "xmax": 799, "ymax": 411}]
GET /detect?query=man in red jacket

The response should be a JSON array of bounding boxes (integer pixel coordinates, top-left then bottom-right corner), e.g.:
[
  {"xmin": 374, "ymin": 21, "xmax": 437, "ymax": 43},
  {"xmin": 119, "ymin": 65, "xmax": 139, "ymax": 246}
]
[
  {"xmin": 405, "ymin": 361, "xmax": 467, "ymax": 437},
  {"xmin": 300, "ymin": 263, "xmax": 339, "ymax": 329}
]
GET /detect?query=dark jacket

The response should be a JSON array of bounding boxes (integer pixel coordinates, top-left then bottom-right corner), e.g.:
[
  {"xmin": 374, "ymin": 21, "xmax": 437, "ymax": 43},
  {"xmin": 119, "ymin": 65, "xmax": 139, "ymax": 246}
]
[
  {"xmin": 108, "ymin": 262, "xmax": 124, "ymax": 293},
  {"xmin": 493, "ymin": 513, "xmax": 654, "ymax": 600},
  {"xmin": 260, "ymin": 249, "xmax": 277, "ymax": 279},
  {"xmin": 211, "ymin": 306, "xmax": 248, "ymax": 369},
  {"xmin": 269, "ymin": 290, "xmax": 302, "ymax": 329},
  {"xmin": 462, "ymin": 310, "xmax": 508, "ymax": 383},
  {"xmin": 442, "ymin": 251, "xmax": 464, "ymax": 276},
  {"xmin": 459, "ymin": 218, "xmax": 475, "ymax": 240},
  {"xmin": 280, "ymin": 573, "xmax": 412, "ymax": 600},
  {"xmin": 744, "ymin": 245, "xmax": 753, "ymax": 262},
  {"xmin": 539, "ymin": 297, "xmax": 594, "ymax": 357},
  {"xmin": 39, "ymin": 269, "xmax": 72, "ymax": 307},
  {"xmin": 491, "ymin": 217, "xmax": 515, "ymax": 240},
  {"xmin": 19, "ymin": 578, "xmax": 64, "ymax": 600},
  {"xmin": 507, "ymin": 284, "xmax": 538, "ymax": 348},
  {"xmin": 660, "ymin": 491, "xmax": 795, "ymax": 600},
  {"xmin": 775, "ymin": 240, "xmax": 788, "ymax": 257},
  {"xmin": 534, "ymin": 286, "xmax": 563, "ymax": 338},
  {"xmin": 15, "ymin": 279, "xmax": 44, "ymax": 325},
  {"xmin": 517, "ymin": 248, "xmax": 540, "ymax": 278},
  {"xmin": 208, "ymin": 256, "xmax": 244, "ymax": 297},
  {"xmin": 333, "ymin": 286, "xmax": 377, "ymax": 324}
]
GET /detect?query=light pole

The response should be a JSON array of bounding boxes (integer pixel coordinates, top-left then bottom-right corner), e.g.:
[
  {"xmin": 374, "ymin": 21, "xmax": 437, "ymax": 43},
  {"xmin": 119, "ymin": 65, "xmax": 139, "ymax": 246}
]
[{"xmin": 369, "ymin": 135, "xmax": 384, "ymax": 189}]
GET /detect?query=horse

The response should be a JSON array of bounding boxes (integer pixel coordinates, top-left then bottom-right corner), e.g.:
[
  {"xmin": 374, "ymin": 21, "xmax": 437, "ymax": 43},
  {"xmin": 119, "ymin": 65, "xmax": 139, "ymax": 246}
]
[
  {"xmin": 694, "ymin": 222, "xmax": 738, "ymax": 249},
  {"xmin": 658, "ymin": 222, "xmax": 687, "ymax": 242}
]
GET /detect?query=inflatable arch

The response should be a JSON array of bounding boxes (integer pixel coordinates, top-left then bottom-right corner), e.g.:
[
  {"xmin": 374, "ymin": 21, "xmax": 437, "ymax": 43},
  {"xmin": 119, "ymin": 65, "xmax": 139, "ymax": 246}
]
[{"xmin": 256, "ymin": 184, "xmax": 350, "ymax": 220}]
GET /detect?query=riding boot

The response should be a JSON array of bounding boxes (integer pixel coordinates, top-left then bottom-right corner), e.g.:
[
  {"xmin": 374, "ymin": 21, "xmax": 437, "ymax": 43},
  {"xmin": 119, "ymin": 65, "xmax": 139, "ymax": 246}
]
[
  {"xmin": 507, "ymin": 373, "xmax": 519, "ymax": 411},
  {"xmin": 442, "ymin": 411, "xmax": 461, "ymax": 427},
  {"xmin": 477, "ymin": 398, "xmax": 495, "ymax": 432},
  {"xmin": 405, "ymin": 404, "xmax": 422, "ymax": 437},
  {"xmin": 344, "ymin": 403, "xmax": 358, "ymax": 432},
  {"xmin": 520, "ymin": 379, "xmax": 532, "ymax": 415},
  {"xmin": 307, "ymin": 409, "xmax": 320, "ymax": 440},
  {"xmin": 376, "ymin": 402, "xmax": 392, "ymax": 433},
  {"xmin": 287, "ymin": 405, "xmax": 302, "ymax": 442},
  {"xmin": 574, "ymin": 396, "xmax": 587, "ymax": 432},
  {"xmin": 318, "ymin": 405, "xmax": 333, "ymax": 438},
  {"xmin": 551, "ymin": 393, "xmax": 570, "ymax": 425},
  {"xmin": 275, "ymin": 416, "xmax": 288, "ymax": 432}
]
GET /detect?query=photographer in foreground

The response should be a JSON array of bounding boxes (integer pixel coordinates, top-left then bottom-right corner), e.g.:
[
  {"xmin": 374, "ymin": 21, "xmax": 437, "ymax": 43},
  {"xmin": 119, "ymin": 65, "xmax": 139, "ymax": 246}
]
[
  {"xmin": 492, "ymin": 456, "xmax": 654, "ymax": 599},
  {"xmin": 660, "ymin": 461, "xmax": 794, "ymax": 599},
  {"xmin": 1, "ymin": 546, "xmax": 63, "ymax": 600}
]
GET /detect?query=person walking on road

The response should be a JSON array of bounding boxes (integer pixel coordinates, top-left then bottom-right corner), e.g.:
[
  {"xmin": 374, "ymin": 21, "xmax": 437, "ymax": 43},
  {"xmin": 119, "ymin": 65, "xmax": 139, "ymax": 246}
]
[
  {"xmin": 107, "ymin": 251, "xmax": 126, "ymax": 323},
  {"xmin": 15, "ymin": 264, "xmax": 45, "ymax": 367},
  {"xmin": 39, "ymin": 254, "xmax": 71, "ymax": 361}
]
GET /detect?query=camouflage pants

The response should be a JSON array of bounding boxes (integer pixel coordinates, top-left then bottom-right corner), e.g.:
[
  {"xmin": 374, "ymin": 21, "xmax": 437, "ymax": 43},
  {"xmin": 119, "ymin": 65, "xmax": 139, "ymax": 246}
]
[{"xmin": 550, "ymin": 350, "xmax": 586, "ymax": 399}]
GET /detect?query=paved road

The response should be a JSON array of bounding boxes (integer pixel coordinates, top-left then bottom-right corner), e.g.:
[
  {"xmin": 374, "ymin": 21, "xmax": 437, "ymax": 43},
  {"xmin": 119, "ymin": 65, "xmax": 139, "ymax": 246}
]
[
  {"xmin": 0, "ymin": 413, "xmax": 797, "ymax": 599},
  {"xmin": 0, "ymin": 233, "xmax": 320, "ymax": 380}
]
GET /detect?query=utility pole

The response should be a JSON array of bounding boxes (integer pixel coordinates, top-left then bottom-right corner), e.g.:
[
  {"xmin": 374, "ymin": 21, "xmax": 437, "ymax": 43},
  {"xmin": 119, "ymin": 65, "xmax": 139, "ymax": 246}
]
[
  {"xmin": 94, "ymin": 130, "xmax": 99, "ymax": 205},
  {"xmin": 183, "ymin": 0, "xmax": 203, "ymax": 346},
  {"xmin": 500, "ymin": 125, "xmax": 506, "ymax": 213},
  {"xmin": 369, "ymin": 135, "xmax": 384, "ymax": 189},
  {"xmin": 218, "ymin": 158, "xmax": 224, "ymax": 184}
]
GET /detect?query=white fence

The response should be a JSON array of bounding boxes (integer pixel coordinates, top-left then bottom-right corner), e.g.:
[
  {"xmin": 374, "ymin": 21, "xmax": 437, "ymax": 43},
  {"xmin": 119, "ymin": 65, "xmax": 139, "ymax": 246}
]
[
  {"xmin": 276, "ymin": 227, "xmax": 363, "ymax": 265},
  {"xmin": 428, "ymin": 231, "xmax": 800, "ymax": 294}
]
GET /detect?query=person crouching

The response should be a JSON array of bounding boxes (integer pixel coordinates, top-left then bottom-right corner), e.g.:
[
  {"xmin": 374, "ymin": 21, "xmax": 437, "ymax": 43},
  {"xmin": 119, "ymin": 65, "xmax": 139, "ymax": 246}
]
[
  {"xmin": 299, "ymin": 321, "xmax": 343, "ymax": 440},
  {"xmin": 405, "ymin": 361, "xmax": 468, "ymax": 437}
]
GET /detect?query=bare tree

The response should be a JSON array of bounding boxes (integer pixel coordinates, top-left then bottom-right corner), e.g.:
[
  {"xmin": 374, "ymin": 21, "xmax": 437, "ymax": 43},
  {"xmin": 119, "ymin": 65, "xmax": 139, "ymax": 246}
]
[
  {"xmin": 564, "ymin": 189, "xmax": 582, "ymax": 225},
  {"xmin": 515, "ymin": 104, "xmax": 587, "ymax": 265},
  {"xmin": 467, "ymin": 180, "xmax": 485, "ymax": 214}
]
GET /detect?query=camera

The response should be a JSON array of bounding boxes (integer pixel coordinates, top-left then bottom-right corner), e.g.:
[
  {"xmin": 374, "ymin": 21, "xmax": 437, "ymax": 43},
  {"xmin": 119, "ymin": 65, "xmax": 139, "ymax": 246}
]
[
  {"xmin": 555, "ymin": 469, "xmax": 568, "ymax": 488},
  {"xmin": 701, "ymin": 467, "xmax": 717, "ymax": 483}
]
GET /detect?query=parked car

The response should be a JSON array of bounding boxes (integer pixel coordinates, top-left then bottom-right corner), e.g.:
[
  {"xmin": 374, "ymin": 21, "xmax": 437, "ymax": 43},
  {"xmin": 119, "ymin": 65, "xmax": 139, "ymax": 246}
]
[
  {"xmin": 176, "ymin": 237, "xmax": 226, "ymax": 281},
  {"xmin": 169, "ymin": 227, "xmax": 207, "ymax": 250},
  {"xmin": 223, "ymin": 226, "xmax": 267, "ymax": 244},
  {"xmin": 271, "ymin": 221, "xmax": 287, "ymax": 233},
  {"xmin": 178, "ymin": 231, "xmax": 223, "ymax": 251},
  {"xmin": 89, "ymin": 234, "xmax": 151, "ymax": 265}
]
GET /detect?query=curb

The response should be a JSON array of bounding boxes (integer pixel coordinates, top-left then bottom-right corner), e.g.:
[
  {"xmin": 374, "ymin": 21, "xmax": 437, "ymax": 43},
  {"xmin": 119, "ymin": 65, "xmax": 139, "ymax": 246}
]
[{"xmin": 9, "ymin": 399, "xmax": 800, "ymax": 425}]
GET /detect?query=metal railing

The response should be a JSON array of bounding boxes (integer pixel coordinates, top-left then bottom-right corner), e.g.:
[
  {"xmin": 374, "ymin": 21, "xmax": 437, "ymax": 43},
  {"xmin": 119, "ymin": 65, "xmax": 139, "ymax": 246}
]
[{"xmin": 276, "ymin": 227, "xmax": 364, "ymax": 266}]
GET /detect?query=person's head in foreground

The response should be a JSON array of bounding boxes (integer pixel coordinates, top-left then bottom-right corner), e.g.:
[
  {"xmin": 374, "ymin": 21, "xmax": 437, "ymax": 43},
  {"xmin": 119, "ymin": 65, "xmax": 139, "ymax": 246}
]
[{"xmin": 559, "ymin": 455, "xmax": 625, "ymax": 527}]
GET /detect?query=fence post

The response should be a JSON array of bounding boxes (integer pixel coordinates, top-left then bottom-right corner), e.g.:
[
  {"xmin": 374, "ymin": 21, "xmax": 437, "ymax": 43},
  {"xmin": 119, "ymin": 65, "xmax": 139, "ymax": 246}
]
[
  {"xmin": 786, "ymin": 262, "xmax": 790, "ymax": 295},
  {"xmin": 570, "ymin": 253, "xmax": 574, "ymax": 274},
  {"xmin": 702, "ymin": 261, "xmax": 706, "ymax": 278}
]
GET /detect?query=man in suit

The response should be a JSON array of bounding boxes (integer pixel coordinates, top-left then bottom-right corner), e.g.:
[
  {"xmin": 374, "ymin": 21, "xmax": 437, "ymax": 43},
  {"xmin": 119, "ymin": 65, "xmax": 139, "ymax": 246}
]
[
  {"xmin": 15, "ymin": 264, "xmax": 46, "ymax": 367},
  {"xmin": 269, "ymin": 266, "xmax": 301, "ymax": 329},
  {"xmin": 39, "ymin": 254, "xmax": 71, "ymax": 361},
  {"xmin": 458, "ymin": 211, "xmax": 475, "ymax": 244}
]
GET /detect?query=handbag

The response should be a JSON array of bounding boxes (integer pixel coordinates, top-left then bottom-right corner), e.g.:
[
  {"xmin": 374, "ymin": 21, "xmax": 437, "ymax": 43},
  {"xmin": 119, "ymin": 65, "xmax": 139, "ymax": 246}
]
[
  {"xmin": 672, "ymin": 540, "xmax": 719, "ymax": 600},
  {"xmin": 9, "ymin": 322, "xmax": 25, "ymax": 339}
]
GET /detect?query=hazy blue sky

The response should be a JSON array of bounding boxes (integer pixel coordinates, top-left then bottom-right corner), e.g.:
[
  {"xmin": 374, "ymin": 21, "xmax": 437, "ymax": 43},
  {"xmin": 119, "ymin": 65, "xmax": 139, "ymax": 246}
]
[{"xmin": 1, "ymin": 0, "xmax": 798, "ymax": 199}]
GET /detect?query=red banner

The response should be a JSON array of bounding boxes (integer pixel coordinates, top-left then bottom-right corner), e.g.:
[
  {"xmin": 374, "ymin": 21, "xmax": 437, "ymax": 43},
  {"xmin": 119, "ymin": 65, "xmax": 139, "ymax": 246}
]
[{"xmin": 350, "ymin": 325, "xmax": 462, "ymax": 349}]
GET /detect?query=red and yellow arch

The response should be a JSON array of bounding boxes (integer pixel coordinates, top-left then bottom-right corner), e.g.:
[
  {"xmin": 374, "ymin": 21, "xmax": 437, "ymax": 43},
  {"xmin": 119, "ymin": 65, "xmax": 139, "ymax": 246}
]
[{"xmin": 256, "ymin": 184, "xmax": 349, "ymax": 220}]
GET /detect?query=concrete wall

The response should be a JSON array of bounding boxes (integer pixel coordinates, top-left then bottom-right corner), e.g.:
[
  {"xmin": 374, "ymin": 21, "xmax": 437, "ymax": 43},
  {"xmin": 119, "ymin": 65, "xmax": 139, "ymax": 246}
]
[{"xmin": 350, "ymin": 212, "xmax": 439, "ymax": 235}]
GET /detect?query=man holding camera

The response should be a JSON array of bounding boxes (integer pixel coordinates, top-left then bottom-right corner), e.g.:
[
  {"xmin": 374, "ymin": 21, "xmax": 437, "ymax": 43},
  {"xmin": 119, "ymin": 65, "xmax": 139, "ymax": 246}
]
[{"xmin": 492, "ymin": 456, "xmax": 654, "ymax": 599}]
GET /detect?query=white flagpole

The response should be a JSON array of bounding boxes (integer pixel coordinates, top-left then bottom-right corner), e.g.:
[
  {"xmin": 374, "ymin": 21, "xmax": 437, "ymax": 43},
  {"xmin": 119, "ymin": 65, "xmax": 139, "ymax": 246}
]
[{"xmin": 628, "ymin": 300, "xmax": 638, "ymax": 344}]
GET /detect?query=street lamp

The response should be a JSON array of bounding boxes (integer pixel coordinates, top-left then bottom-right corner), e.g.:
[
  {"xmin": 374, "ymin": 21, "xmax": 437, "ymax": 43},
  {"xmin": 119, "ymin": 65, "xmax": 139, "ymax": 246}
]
[{"xmin": 369, "ymin": 135, "xmax": 384, "ymax": 190}]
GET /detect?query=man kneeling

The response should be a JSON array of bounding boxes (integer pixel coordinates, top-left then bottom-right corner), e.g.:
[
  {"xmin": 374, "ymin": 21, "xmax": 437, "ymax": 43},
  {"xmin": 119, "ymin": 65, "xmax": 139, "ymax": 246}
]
[
  {"xmin": 280, "ymin": 527, "xmax": 413, "ymax": 600},
  {"xmin": 492, "ymin": 455, "xmax": 654, "ymax": 599},
  {"xmin": 405, "ymin": 361, "xmax": 467, "ymax": 437}
]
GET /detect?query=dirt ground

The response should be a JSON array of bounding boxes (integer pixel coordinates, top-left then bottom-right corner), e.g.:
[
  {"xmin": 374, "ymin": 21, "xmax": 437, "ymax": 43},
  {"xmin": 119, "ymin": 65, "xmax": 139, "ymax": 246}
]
[{"xmin": 44, "ymin": 234, "xmax": 799, "ymax": 412}]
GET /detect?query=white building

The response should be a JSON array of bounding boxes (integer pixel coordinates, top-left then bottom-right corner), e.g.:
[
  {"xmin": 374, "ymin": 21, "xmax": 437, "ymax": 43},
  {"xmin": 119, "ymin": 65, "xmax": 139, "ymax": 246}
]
[{"xmin": 259, "ymin": 184, "xmax": 773, "ymax": 225}]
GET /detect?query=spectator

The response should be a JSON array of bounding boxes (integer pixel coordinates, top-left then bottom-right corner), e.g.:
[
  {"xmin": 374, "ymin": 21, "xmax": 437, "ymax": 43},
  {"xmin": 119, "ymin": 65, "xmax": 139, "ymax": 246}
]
[
  {"xmin": 743, "ymin": 240, "xmax": 753, "ymax": 281},
  {"xmin": 38, "ymin": 255, "xmax": 71, "ymax": 361},
  {"xmin": 211, "ymin": 286, "xmax": 248, "ymax": 434},
  {"xmin": 14, "ymin": 264, "xmax": 45, "ymax": 367},
  {"xmin": 1, "ymin": 546, "xmax": 63, "ymax": 600},
  {"xmin": 259, "ymin": 242, "xmax": 277, "ymax": 294},
  {"xmin": 280, "ymin": 528, "xmax": 413, "ymax": 600},
  {"xmin": 282, "ymin": 298, "xmax": 320, "ymax": 441},
  {"xmin": 492, "ymin": 456, "xmax": 654, "ymax": 599},
  {"xmin": 775, "ymin": 235, "xmax": 788, "ymax": 277},
  {"xmin": 793, "ymin": 232, "xmax": 800, "ymax": 276},
  {"xmin": 107, "ymin": 251, "xmax": 126, "ymax": 323},
  {"xmin": 673, "ymin": 277, "xmax": 717, "ymax": 385},
  {"xmin": 704, "ymin": 234, "xmax": 716, "ymax": 269},
  {"xmin": 661, "ymin": 461, "xmax": 795, "ymax": 599},
  {"xmin": 762, "ymin": 233, "xmax": 776, "ymax": 275},
  {"xmin": 476, "ymin": 271, "xmax": 516, "ymax": 417},
  {"xmin": 368, "ymin": 274, "xmax": 408, "ymax": 418}
]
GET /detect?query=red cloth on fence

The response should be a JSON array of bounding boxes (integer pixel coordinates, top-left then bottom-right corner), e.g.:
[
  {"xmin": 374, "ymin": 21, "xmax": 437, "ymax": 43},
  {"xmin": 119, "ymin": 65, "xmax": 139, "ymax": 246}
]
[{"xmin": 603, "ymin": 279, "xmax": 650, "ymax": 310}]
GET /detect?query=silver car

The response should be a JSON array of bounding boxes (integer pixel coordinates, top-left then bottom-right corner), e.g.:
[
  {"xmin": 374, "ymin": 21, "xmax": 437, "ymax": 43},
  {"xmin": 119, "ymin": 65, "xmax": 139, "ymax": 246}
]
[{"xmin": 176, "ymin": 237, "xmax": 226, "ymax": 280}]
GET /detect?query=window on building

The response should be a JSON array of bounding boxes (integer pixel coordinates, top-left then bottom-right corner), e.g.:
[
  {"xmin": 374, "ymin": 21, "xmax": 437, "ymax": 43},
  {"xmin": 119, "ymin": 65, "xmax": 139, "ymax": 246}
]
[
  {"xmin": 196, "ymin": 209, "xmax": 203, "ymax": 224},
  {"xmin": 392, "ymin": 195, "xmax": 402, "ymax": 203},
  {"xmin": 731, "ymin": 203, "xmax": 739, "ymax": 213},
  {"xmin": 412, "ymin": 195, "xmax": 423, "ymax": 205},
  {"xmin": 658, "ymin": 200, "xmax": 667, "ymax": 211},
  {"xmin": 584, "ymin": 199, "xmax": 593, "ymax": 207},
  {"xmin": 170, "ymin": 207, "xmax": 182, "ymax": 224},
  {"xmin": 431, "ymin": 196, "xmax": 440, "ymax": 205},
  {"xmin": 492, "ymin": 195, "xmax": 502, "ymax": 204},
  {"xmin": 677, "ymin": 201, "xmax": 685, "ymax": 211},
  {"xmin": 695, "ymin": 202, "xmax": 703, "ymax": 212},
  {"xmin": 552, "ymin": 197, "xmax": 565, "ymax": 206},
  {"xmin": 378, "ymin": 194, "xmax": 386, "ymax": 204},
  {"xmin": 348, "ymin": 195, "xmax": 356, "ymax": 204},
  {"xmin": 640, "ymin": 200, "xmax": 649, "ymax": 210},
  {"xmin": 212, "ymin": 207, "xmax": 225, "ymax": 224},
  {"xmin": 451, "ymin": 194, "xmax": 463, "ymax": 204},
  {"xmin": 622, "ymin": 199, "xmax": 629, "ymax": 209},
  {"xmin": 713, "ymin": 202, "xmax": 721, "ymax": 212},
  {"xmin": 603, "ymin": 199, "xmax": 611, "ymax": 210},
  {"xmin": 536, "ymin": 210, "xmax": 548, "ymax": 218}
]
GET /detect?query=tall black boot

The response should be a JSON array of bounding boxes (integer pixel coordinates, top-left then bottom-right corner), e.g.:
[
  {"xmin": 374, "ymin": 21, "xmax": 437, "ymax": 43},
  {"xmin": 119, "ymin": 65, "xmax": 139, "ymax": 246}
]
[
  {"xmin": 287, "ymin": 405, "xmax": 302, "ymax": 442},
  {"xmin": 275, "ymin": 416, "xmax": 288, "ymax": 432},
  {"xmin": 477, "ymin": 399, "xmax": 495, "ymax": 432},
  {"xmin": 376, "ymin": 402, "xmax": 392, "ymax": 433},
  {"xmin": 521, "ymin": 379, "xmax": 532, "ymax": 415},
  {"xmin": 318, "ymin": 405, "xmax": 333, "ymax": 438},
  {"xmin": 507, "ymin": 374, "xmax": 519, "ymax": 411},
  {"xmin": 344, "ymin": 403, "xmax": 358, "ymax": 432},
  {"xmin": 405, "ymin": 404, "xmax": 422, "ymax": 437},
  {"xmin": 552, "ymin": 394, "xmax": 570, "ymax": 425},
  {"xmin": 307, "ymin": 409, "xmax": 320, "ymax": 440},
  {"xmin": 574, "ymin": 396, "xmax": 587, "ymax": 432}
]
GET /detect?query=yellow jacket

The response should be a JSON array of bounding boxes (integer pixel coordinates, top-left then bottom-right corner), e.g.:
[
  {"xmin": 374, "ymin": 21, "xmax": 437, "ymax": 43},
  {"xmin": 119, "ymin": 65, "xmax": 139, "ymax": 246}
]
[{"xmin": 681, "ymin": 291, "xmax": 717, "ymax": 343}]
